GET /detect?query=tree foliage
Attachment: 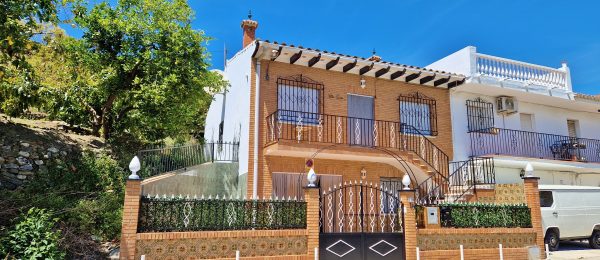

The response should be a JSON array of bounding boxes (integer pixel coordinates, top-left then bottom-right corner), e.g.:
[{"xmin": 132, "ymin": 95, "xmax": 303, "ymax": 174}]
[
  {"xmin": 0, "ymin": 0, "xmax": 59, "ymax": 116},
  {"xmin": 47, "ymin": 0, "xmax": 227, "ymax": 140}
]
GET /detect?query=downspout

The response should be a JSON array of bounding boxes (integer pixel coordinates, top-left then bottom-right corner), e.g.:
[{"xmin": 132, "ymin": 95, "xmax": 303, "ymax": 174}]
[{"xmin": 252, "ymin": 59, "xmax": 261, "ymax": 199}]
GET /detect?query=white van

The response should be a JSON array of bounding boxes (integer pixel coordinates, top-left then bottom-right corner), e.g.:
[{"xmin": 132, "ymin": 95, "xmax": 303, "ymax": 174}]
[{"xmin": 539, "ymin": 185, "xmax": 600, "ymax": 251}]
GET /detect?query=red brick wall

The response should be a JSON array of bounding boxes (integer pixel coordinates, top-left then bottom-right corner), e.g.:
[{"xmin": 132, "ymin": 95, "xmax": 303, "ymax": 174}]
[{"xmin": 248, "ymin": 60, "xmax": 454, "ymax": 198}]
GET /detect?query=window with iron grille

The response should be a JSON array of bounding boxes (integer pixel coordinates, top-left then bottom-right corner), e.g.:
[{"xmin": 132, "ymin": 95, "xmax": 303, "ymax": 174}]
[
  {"xmin": 380, "ymin": 177, "xmax": 402, "ymax": 214},
  {"xmin": 466, "ymin": 98, "xmax": 495, "ymax": 132},
  {"xmin": 398, "ymin": 92, "xmax": 438, "ymax": 136},
  {"xmin": 277, "ymin": 75, "xmax": 324, "ymax": 124}
]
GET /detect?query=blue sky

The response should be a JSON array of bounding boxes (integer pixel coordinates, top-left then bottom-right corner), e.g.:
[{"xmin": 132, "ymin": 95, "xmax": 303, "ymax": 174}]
[{"xmin": 63, "ymin": 0, "xmax": 600, "ymax": 94}]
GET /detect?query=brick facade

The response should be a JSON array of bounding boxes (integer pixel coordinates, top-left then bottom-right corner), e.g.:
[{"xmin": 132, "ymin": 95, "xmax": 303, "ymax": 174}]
[
  {"xmin": 247, "ymin": 60, "xmax": 455, "ymax": 198},
  {"xmin": 120, "ymin": 179, "xmax": 142, "ymax": 260},
  {"xmin": 523, "ymin": 177, "xmax": 545, "ymax": 259}
]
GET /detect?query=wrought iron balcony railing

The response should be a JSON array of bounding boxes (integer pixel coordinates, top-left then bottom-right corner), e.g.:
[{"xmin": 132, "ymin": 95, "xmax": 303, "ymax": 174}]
[
  {"xmin": 266, "ymin": 110, "xmax": 450, "ymax": 178},
  {"xmin": 137, "ymin": 142, "xmax": 240, "ymax": 178},
  {"xmin": 470, "ymin": 128, "xmax": 600, "ymax": 163}
]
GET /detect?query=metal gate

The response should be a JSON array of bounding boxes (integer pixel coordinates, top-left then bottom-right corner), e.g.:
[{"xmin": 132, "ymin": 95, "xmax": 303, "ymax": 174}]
[{"xmin": 320, "ymin": 181, "xmax": 405, "ymax": 260}]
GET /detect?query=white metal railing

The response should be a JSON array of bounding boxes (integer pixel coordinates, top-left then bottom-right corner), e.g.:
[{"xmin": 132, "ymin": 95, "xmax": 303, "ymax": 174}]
[{"xmin": 475, "ymin": 53, "xmax": 568, "ymax": 90}]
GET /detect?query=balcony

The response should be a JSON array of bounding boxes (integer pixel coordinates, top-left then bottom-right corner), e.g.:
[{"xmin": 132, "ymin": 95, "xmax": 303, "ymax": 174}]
[
  {"xmin": 470, "ymin": 128, "xmax": 600, "ymax": 163},
  {"xmin": 427, "ymin": 46, "xmax": 572, "ymax": 98},
  {"xmin": 265, "ymin": 109, "xmax": 450, "ymax": 178},
  {"xmin": 475, "ymin": 53, "xmax": 569, "ymax": 91}
]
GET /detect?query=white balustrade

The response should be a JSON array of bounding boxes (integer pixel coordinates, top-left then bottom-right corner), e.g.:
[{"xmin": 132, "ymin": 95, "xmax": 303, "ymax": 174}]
[{"xmin": 475, "ymin": 53, "xmax": 568, "ymax": 90}]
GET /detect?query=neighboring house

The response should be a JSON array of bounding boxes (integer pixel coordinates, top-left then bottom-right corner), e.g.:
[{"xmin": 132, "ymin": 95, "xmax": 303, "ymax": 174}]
[
  {"xmin": 428, "ymin": 46, "xmax": 600, "ymax": 187},
  {"xmin": 204, "ymin": 17, "xmax": 467, "ymax": 201}
]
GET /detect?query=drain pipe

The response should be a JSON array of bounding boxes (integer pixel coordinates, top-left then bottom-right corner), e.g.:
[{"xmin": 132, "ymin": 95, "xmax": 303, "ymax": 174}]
[{"xmin": 252, "ymin": 59, "xmax": 261, "ymax": 199}]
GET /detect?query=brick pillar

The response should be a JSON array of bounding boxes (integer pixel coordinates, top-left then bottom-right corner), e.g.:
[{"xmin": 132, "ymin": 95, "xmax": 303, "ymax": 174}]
[
  {"xmin": 523, "ymin": 176, "xmax": 545, "ymax": 259},
  {"xmin": 120, "ymin": 179, "xmax": 141, "ymax": 260},
  {"xmin": 399, "ymin": 190, "xmax": 417, "ymax": 260},
  {"xmin": 304, "ymin": 187, "xmax": 320, "ymax": 258}
]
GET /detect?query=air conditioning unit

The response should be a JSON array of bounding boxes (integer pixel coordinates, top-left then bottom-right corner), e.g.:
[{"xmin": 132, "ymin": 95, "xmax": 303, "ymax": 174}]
[{"xmin": 496, "ymin": 96, "xmax": 518, "ymax": 114}]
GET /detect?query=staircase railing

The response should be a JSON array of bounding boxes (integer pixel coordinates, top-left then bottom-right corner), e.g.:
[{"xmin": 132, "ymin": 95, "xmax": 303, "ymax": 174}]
[
  {"xmin": 417, "ymin": 157, "xmax": 495, "ymax": 205},
  {"xmin": 137, "ymin": 142, "xmax": 240, "ymax": 178}
]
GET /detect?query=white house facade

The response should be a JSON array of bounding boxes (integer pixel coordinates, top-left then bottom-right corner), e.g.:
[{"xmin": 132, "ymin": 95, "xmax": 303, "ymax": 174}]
[{"xmin": 428, "ymin": 46, "xmax": 600, "ymax": 186}]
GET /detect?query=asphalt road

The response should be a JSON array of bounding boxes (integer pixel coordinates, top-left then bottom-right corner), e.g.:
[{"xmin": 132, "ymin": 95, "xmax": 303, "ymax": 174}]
[{"xmin": 547, "ymin": 241, "xmax": 600, "ymax": 260}]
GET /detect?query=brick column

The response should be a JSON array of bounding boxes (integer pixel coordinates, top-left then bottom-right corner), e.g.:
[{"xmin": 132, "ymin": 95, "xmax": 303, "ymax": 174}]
[
  {"xmin": 304, "ymin": 187, "xmax": 320, "ymax": 258},
  {"xmin": 120, "ymin": 179, "xmax": 141, "ymax": 260},
  {"xmin": 523, "ymin": 176, "xmax": 544, "ymax": 259},
  {"xmin": 400, "ymin": 190, "xmax": 417, "ymax": 260}
]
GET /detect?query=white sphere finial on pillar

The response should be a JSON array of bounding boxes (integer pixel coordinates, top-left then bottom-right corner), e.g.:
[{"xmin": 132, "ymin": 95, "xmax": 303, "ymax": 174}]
[
  {"xmin": 402, "ymin": 173, "xmax": 411, "ymax": 190},
  {"xmin": 524, "ymin": 162, "xmax": 534, "ymax": 177},
  {"xmin": 128, "ymin": 156, "xmax": 141, "ymax": 180}
]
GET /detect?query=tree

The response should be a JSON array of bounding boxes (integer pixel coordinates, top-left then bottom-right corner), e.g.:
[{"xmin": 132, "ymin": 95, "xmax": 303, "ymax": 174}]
[
  {"xmin": 54, "ymin": 0, "xmax": 226, "ymax": 140},
  {"xmin": 0, "ymin": 0, "xmax": 59, "ymax": 116}
]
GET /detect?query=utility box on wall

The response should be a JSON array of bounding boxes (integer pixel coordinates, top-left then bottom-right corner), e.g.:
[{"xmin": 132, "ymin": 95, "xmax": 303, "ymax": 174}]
[{"xmin": 423, "ymin": 206, "xmax": 441, "ymax": 229}]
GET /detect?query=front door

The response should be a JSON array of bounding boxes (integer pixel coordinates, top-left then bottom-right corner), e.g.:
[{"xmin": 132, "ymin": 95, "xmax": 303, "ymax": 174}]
[{"xmin": 348, "ymin": 94, "xmax": 374, "ymax": 147}]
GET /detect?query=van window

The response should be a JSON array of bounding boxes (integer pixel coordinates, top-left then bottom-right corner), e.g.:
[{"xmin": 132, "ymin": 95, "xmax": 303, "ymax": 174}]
[{"xmin": 540, "ymin": 191, "xmax": 554, "ymax": 207}]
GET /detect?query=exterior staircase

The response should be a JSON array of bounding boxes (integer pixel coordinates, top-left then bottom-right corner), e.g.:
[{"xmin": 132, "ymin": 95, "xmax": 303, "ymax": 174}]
[{"xmin": 416, "ymin": 157, "xmax": 496, "ymax": 205}]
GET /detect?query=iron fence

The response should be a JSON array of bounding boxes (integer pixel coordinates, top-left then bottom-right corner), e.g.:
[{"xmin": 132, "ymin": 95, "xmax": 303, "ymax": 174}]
[
  {"xmin": 137, "ymin": 142, "xmax": 239, "ymax": 178},
  {"xmin": 470, "ymin": 128, "xmax": 600, "ymax": 163},
  {"xmin": 137, "ymin": 195, "xmax": 306, "ymax": 232}
]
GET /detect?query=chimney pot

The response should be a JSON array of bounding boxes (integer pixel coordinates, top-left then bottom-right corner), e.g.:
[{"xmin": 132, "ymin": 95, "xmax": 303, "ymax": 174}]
[{"xmin": 241, "ymin": 14, "xmax": 258, "ymax": 48}]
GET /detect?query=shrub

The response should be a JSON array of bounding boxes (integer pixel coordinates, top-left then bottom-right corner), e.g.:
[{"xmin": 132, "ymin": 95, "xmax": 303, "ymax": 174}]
[
  {"xmin": 1, "ymin": 208, "xmax": 65, "ymax": 259},
  {"xmin": 439, "ymin": 202, "xmax": 532, "ymax": 228},
  {"xmin": 0, "ymin": 151, "xmax": 126, "ymax": 258}
]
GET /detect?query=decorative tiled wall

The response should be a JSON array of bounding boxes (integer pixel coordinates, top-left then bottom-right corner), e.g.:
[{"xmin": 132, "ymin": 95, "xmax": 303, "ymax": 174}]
[
  {"xmin": 136, "ymin": 235, "xmax": 307, "ymax": 259},
  {"xmin": 494, "ymin": 183, "xmax": 526, "ymax": 204},
  {"xmin": 417, "ymin": 229, "xmax": 536, "ymax": 251}
]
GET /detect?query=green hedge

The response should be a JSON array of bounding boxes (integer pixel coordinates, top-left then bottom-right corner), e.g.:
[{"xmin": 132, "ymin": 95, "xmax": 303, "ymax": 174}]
[
  {"xmin": 138, "ymin": 196, "xmax": 306, "ymax": 232},
  {"xmin": 440, "ymin": 202, "xmax": 532, "ymax": 228}
]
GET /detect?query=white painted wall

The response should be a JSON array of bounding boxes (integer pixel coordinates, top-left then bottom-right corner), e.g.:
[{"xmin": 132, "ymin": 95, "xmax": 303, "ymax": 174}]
[
  {"xmin": 204, "ymin": 43, "xmax": 255, "ymax": 176},
  {"xmin": 495, "ymin": 167, "xmax": 600, "ymax": 187},
  {"xmin": 449, "ymin": 90, "xmax": 600, "ymax": 162},
  {"xmin": 450, "ymin": 88, "xmax": 600, "ymax": 187},
  {"xmin": 427, "ymin": 46, "xmax": 475, "ymax": 77}
]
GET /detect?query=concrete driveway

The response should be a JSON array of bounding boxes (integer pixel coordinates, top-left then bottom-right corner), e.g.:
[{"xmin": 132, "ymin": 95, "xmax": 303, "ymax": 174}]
[{"xmin": 547, "ymin": 241, "xmax": 600, "ymax": 259}]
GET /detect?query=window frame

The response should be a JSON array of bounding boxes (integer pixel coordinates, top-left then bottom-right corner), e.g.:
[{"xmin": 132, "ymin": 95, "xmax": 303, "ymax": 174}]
[
  {"xmin": 398, "ymin": 92, "xmax": 438, "ymax": 136},
  {"xmin": 539, "ymin": 190, "xmax": 554, "ymax": 208},
  {"xmin": 466, "ymin": 98, "xmax": 495, "ymax": 133},
  {"xmin": 276, "ymin": 75, "xmax": 324, "ymax": 125}
]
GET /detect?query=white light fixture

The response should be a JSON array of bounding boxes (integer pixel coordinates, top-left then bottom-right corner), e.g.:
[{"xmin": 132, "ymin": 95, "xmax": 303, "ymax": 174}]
[
  {"xmin": 402, "ymin": 173, "xmax": 411, "ymax": 190},
  {"xmin": 307, "ymin": 167, "xmax": 317, "ymax": 187},
  {"xmin": 524, "ymin": 162, "xmax": 534, "ymax": 177},
  {"xmin": 271, "ymin": 49, "xmax": 279, "ymax": 59},
  {"xmin": 360, "ymin": 167, "xmax": 367, "ymax": 180},
  {"xmin": 128, "ymin": 156, "xmax": 141, "ymax": 180},
  {"xmin": 360, "ymin": 77, "xmax": 366, "ymax": 89}
]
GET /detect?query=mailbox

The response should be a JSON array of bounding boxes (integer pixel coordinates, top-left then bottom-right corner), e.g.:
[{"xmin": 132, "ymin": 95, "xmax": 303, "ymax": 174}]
[{"xmin": 426, "ymin": 207, "xmax": 439, "ymax": 225}]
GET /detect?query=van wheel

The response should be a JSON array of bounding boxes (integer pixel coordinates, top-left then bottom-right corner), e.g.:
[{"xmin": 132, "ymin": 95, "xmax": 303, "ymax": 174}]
[
  {"xmin": 545, "ymin": 230, "xmax": 560, "ymax": 251},
  {"xmin": 590, "ymin": 231, "xmax": 600, "ymax": 249}
]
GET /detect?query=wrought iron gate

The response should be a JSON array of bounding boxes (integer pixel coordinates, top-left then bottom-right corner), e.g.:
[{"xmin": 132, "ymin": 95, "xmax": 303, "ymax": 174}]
[{"xmin": 320, "ymin": 181, "xmax": 405, "ymax": 260}]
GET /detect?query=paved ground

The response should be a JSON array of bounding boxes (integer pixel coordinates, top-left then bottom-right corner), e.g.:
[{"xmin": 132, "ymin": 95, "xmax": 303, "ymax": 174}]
[{"xmin": 547, "ymin": 241, "xmax": 600, "ymax": 259}]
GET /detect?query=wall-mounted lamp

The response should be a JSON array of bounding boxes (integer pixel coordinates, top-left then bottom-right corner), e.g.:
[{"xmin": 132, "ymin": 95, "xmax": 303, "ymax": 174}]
[
  {"xmin": 360, "ymin": 77, "xmax": 366, "ymax": 89},
  {"xmin": 360, "ymin": 167, "xmax": 367, "ymax": 180},
  {"xmin": 271, "ymin": 49, "xmax": 279, "ymax": 59}
]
